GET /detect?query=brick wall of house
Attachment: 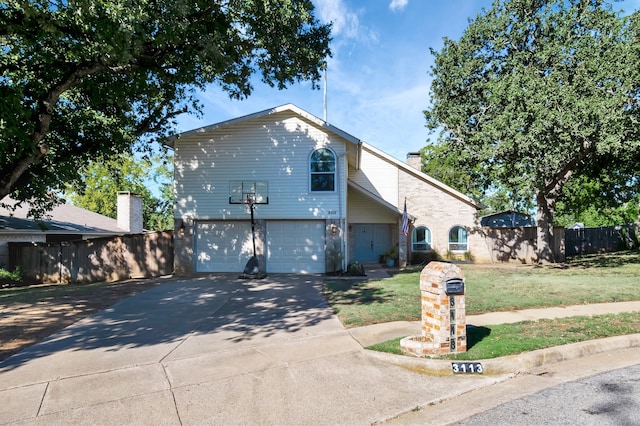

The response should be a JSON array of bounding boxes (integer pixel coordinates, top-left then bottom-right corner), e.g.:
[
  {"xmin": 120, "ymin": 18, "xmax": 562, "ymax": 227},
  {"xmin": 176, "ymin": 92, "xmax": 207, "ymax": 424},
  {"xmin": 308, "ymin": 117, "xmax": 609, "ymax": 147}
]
[{"xmin": 398, "ymin": 170, "xmax": 493, "ymax": 263}]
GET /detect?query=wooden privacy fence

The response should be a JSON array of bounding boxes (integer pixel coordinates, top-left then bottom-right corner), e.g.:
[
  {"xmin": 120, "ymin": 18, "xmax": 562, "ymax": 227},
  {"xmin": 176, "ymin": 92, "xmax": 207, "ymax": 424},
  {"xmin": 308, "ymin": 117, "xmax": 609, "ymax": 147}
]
[
  {"xmin": 565, "ymin": 225, "xmax": 639, "ymax": 256},
  {"xmin": 480, "ymin": 226, "xmax": 565, "ymax": 264},
  {"xmin": 9, "ymin": 231, "xmax": 174, "ymax": 284}
]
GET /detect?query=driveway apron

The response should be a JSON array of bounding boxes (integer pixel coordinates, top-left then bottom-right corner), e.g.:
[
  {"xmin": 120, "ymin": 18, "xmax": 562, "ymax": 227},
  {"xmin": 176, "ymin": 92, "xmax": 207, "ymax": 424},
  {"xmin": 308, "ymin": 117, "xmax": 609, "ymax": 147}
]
[{"xmin": 0, "ymin": 275, "xmax": 498, "ymax": 425}]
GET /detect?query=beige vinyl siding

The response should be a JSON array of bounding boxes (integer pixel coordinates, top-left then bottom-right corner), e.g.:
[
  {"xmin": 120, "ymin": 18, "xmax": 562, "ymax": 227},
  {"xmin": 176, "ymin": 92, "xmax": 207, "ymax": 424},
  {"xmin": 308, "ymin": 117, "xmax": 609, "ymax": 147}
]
[
  {"xmin": 349, "ymin": 148, "xmax": 398, "ymax": 208},
  {"xmin": 174, "ymin": 112, "xmax": 347, "ymax": 221},
  {"xmin": 347, "ymin": 187, "xmax": 397, "ymax": 224}
]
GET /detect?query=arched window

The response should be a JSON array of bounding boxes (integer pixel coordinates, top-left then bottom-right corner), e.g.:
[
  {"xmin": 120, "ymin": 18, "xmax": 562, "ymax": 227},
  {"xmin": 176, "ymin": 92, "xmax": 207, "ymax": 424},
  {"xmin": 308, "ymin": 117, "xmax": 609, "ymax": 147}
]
[
  {"xmin": 309, "ymin": 148, "xmax": 336, "ymax": 192},
  {"xmin": 412, "ymin": 226, "xmax": 432, "ymax": 252},
  {"xmin": 449, "ymin": 226, "xmax": 468, "ymax": 251}
]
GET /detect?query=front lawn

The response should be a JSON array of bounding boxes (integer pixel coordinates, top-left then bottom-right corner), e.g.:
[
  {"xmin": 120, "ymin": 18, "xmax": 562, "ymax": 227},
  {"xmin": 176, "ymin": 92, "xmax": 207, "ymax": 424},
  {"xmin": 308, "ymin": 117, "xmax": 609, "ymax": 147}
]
[
  {"xmin": 324, "ymin": 252, "xmax": 640, "ymax": 328},
  {"xmin": 323, "ymin": 252, "xmax": 640, "ymax": 359},
  {"xmin": 368, "ymin": 311, "xmax": 640, "ymax": 359}
]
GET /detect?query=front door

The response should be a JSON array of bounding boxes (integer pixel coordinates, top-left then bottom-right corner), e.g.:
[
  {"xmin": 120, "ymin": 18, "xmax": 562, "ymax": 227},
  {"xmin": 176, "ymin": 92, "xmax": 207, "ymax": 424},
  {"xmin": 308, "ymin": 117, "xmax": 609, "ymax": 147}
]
[{"xmin": 353, "ymin": 224, "xmax": 392, "ymax": 263}]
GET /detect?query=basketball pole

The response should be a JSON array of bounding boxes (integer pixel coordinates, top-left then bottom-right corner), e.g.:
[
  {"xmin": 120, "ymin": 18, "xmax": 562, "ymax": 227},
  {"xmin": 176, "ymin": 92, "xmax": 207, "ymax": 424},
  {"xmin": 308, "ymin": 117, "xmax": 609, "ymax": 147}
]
[{"xmin": 248, "ymin": 198, "xmax": 256, "ymax": 258}]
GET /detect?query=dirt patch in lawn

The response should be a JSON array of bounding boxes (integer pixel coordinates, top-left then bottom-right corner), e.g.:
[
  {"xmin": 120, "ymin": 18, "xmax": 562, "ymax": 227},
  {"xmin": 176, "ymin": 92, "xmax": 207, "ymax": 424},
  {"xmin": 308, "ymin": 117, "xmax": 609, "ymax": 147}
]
[{"xmin": 0, "ymin": 279, "xmax": 165, "ymax": 362}]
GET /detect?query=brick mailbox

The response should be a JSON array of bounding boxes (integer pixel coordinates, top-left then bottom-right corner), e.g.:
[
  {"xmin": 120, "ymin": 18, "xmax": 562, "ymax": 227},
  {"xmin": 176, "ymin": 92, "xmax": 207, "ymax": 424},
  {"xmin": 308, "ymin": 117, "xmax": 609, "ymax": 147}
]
[{"xmin": 400, "ymin": 261, "xmax": 467, "ymax": 356}]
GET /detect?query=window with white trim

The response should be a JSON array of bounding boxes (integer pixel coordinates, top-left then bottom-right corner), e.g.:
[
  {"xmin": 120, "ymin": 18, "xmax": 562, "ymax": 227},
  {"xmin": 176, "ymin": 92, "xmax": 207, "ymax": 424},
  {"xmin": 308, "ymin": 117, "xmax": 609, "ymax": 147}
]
[
  {"xmin": 412, "ymin": 226, "xmax": 432, "ymax": 252},
  {"xmin": 309, "ymin": 148, "xmax": 336, "ymax": 192},
  {"xmin": 448, "ymin": 226, "xmax": 468, "ymax": 251}
]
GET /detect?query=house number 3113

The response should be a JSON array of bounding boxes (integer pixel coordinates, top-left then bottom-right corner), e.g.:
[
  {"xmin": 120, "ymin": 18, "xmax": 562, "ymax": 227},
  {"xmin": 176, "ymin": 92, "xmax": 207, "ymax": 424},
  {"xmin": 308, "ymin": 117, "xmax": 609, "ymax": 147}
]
[{"xmin": 451, "ymin": 362, "xmax": 483, "ymax": 374}]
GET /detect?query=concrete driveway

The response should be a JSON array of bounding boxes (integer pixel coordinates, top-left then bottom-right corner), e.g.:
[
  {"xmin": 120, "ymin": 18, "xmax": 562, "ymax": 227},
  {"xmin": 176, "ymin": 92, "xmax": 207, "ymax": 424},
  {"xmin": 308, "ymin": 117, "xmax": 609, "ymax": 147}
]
[{"xmin": 0, "ymin": 274, "xmax": 500, "ymax": 425}]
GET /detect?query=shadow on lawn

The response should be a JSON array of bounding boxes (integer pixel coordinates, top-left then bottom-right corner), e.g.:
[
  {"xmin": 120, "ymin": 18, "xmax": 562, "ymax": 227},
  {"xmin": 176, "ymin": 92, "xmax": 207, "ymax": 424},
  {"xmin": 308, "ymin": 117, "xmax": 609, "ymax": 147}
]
[
  {"xmin": 565, "ymin": 251, "xmax": 640, "ymax": 269},
  {"xmin": 466, "ymin": 325, "xmax": 491, "ymax": 350},
  {"xmin": 323, "ymin": 280, "xmax": 392, "ymax": 305}
]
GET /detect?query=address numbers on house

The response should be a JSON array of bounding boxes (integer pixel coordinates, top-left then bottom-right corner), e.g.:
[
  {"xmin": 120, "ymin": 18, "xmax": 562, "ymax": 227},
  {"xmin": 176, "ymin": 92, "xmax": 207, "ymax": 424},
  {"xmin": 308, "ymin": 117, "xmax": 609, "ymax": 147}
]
[{"xmin": 451, "ymin": 362, "xmax": 483, "ymax": 374}]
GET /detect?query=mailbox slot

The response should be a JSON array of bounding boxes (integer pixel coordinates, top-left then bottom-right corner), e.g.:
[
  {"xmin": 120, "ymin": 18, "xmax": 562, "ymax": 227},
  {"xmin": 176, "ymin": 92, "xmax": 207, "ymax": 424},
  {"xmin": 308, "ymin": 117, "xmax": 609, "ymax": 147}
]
[{"xmin": 445, "ymin": 278, "xmax": 464, "ymax": 295}]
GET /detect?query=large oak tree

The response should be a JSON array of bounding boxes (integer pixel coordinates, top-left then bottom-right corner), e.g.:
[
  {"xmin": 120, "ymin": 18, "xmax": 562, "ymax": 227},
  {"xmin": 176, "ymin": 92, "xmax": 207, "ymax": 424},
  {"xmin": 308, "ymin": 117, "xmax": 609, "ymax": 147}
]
[
  {"xmin": 0, "ymin": 0, "xmax": 331, "ymax": 215},
  {"xmin": 424, "ymin": 0, "xmax": 640, "ymax": 262}
]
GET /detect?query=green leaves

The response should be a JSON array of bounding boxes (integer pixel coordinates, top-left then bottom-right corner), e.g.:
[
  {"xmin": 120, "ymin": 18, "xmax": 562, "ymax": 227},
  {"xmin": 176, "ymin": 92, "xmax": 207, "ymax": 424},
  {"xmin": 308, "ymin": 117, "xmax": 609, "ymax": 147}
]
[
  {"xmin": 0, "ymin": 0, "xmax": 331, "ymax": 213},
  {"xmin": 65, "ymin": 151, "xmax": 174, "ymax": 231},
  {"xmin": 425, "ymin": 0, "xmax": 640, "ymax": 260}
]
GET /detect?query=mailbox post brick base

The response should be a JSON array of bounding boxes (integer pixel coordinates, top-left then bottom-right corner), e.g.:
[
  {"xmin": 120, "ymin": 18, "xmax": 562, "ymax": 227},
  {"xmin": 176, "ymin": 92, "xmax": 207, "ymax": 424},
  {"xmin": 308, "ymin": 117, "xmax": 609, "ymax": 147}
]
[{"xmin": 401, "ymin": 261, "xmax": 467, "ymax": 357}]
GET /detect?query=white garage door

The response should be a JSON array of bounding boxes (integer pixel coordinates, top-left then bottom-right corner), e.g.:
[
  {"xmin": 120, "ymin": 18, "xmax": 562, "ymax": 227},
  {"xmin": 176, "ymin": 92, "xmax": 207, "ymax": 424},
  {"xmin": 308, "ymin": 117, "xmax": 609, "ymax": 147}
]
[
  {"xmin": 267, "ymin": 221, "xmax": 325, "ymax": 274},
  {"xmin": 195, "ymin": 221, "xmax": 252, "ymax": 272}
]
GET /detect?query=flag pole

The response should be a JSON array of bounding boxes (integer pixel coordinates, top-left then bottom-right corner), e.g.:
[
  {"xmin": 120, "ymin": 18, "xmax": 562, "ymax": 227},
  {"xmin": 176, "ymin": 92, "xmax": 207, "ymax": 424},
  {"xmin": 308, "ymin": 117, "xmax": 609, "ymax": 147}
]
[{"xmin": 323, "ymin": 60, "xmax": 327, "ymax": 122}]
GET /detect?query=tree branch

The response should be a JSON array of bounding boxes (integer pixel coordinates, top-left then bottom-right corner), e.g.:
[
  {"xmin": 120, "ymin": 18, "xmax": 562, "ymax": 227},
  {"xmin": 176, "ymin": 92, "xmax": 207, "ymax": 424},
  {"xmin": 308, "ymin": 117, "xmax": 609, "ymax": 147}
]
[
  {"xmin": 0, "ymin": 61, "xmax": 111, "ymax": 198},
  {"xmin": 135, "ymin": 106, "xmax": 189, "ymax": 136}
]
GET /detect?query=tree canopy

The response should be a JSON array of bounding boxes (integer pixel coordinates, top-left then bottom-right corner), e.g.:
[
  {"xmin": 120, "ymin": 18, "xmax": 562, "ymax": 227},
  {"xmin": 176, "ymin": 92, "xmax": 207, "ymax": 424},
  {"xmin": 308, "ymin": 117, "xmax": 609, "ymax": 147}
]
[
  {"xmin": 419, "ymin": 143, "xmax": 638, "ymax": 226},
  {"xmin": 420, "ymin": 143, "xmax": 535, "ymax": 215},
  {"xmin": 64, "ymin": 151, "xmax": 174, "ymax": 231},
  {"xmin": 424, "ymin": 0, "xmax": 640, "ymax": 262},
  {"xmin": 0, "ymin": 0, "xmax": 331, "ymax": 216}
]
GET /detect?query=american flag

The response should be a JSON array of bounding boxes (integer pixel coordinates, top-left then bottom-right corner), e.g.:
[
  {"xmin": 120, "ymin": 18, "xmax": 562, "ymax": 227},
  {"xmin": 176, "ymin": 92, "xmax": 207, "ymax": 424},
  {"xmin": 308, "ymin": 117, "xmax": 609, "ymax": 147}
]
[{"xmin": 401, "ymin": 200, "xmax": 409, "ymax": 236}]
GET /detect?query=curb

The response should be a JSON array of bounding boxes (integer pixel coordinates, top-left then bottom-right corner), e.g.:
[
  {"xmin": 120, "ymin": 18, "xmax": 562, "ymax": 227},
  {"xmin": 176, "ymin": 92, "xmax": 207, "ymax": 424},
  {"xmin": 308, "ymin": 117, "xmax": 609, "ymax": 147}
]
[{"xmin": 363, "ymin": 333, "xmax": 640, "ymax": 376}]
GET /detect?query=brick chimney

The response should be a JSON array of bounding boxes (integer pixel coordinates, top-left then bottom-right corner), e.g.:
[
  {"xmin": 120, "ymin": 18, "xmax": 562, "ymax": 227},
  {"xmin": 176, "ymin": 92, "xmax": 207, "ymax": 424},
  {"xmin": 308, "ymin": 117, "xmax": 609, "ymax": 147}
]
[
  {"xmin": 117, "ymin": 192, "xmax": 143, "ymax": 233},
  {"xmin": 406, "ymin": 152, "xmax": 422, "ymax": 171}
]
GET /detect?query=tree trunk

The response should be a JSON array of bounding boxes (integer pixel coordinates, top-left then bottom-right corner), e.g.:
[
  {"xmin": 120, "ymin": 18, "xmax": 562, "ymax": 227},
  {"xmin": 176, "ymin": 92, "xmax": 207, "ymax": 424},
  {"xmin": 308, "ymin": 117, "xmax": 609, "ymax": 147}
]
[
  {"xmin": 0, "ymin": 154, "xmax": 39, "ymax": 200},
  {"xmin": 536, "ymin": 190, "xmax": 556, "ymax": 263}
]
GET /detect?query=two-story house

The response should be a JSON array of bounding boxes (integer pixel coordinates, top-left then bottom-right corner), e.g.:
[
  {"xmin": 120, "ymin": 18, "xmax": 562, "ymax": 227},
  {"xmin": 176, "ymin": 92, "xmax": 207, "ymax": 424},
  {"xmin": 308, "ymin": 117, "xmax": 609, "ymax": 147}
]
[{"xmin": 168, "ymin": 104, "xmax": 486, "ymax": 275}]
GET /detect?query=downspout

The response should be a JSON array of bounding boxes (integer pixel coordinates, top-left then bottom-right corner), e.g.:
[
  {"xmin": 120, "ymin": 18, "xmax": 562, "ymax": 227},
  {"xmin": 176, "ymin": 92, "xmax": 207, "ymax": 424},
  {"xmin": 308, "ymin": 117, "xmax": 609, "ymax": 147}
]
[
  {"xmin": 338, "ymin": 142, "xmax": 362, "ymax": 272},
  {"xmin": 338, "ymin": 151, "xmax": 346, "ymax": 271},
  {"xmin": 347, "ymin": 141, "xmax": 363, "ymax": 270}
]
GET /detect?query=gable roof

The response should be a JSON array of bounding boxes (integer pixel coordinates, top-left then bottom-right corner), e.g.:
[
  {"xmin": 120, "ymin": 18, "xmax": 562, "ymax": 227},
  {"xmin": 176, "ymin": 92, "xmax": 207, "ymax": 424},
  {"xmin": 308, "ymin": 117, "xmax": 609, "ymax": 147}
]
[
  {"xmin": 0, "ymin": 197, "xmax": 126, "ymax": 235},
  {"xmin": 168, "ymin": 103, "xmax": 480, "ymax": 209},
  {"xmin": 165, "ymin": 103, "xmax": 363, "ymax": 150}
]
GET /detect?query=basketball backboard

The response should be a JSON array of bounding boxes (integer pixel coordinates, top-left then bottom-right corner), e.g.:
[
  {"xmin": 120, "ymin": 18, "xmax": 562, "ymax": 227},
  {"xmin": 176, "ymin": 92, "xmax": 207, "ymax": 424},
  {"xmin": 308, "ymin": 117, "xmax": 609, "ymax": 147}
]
[{"xmin": 229, "ymin": 180, "xmax": 269, "ymax": 204}]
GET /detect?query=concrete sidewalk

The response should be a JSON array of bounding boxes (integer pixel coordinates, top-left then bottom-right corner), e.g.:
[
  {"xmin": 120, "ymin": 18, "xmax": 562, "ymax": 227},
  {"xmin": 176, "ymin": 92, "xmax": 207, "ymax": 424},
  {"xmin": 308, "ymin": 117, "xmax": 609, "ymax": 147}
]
[
  {"xmin": 0, "ymin": 274, "xmax": 638, "ymax": 425},
  {"xmin": 348, "ymin": 300, "xmax": 640, "ymax": 348}
]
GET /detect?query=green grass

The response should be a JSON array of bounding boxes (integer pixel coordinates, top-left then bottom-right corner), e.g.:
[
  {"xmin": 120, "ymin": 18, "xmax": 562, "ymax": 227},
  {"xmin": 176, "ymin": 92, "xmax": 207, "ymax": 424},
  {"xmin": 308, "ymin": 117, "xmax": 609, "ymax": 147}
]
[
  {"xmin": 324, "ymin": 252, "xmax": 640, "ymax": 359},
  {"xmin": 465, "ymin": 259, "xmax": 640, "ymax": 314},
  {"xmin": 367, "ymin": 311, "xmax": 640, "ymax": 359},
  {"xmin": 324, "ymin": 252, "xmax": 640, "ymax": 328},
  {"xmin": 324, "ymin": 271, "xmax": 421, "ymax": 327}
]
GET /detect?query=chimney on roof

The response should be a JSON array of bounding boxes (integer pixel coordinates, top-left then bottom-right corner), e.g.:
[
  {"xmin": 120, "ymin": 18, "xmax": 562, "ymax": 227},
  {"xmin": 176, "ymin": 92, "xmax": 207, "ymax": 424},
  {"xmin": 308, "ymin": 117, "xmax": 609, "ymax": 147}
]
[
  {"xmin": 406, "ymin": 152, "xmax": 422, "ymax": 171},
  {"xmin": 117, "ymin": 192, "xmax": 143, "ymax": 233}
]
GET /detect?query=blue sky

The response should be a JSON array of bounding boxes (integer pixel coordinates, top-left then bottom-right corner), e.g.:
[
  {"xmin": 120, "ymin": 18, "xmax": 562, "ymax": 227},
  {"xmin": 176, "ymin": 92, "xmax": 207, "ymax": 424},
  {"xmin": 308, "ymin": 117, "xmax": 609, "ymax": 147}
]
[{"xmin": 175, "ymin": 0, "xmax": 640, "ymax": 163}]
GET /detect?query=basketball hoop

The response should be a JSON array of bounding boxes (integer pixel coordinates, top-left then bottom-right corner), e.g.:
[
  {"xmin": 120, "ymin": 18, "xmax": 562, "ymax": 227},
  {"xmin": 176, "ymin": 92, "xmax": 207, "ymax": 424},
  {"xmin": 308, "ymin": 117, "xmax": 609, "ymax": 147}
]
[
  {"xmin": 227, "ymin": 181, "xmax": 269, "ymax": 278},
  {"xmin": 228, "ymin": 181, "xmax": 268, "ymax": 205}
]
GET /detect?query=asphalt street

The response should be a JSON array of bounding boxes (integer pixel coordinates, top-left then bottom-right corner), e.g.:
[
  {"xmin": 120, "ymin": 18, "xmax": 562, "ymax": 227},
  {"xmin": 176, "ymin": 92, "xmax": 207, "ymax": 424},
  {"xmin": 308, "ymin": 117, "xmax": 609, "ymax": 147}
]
[{"xmin": 456, "ymin": 363, "xmax": 640, "ymax": 426}]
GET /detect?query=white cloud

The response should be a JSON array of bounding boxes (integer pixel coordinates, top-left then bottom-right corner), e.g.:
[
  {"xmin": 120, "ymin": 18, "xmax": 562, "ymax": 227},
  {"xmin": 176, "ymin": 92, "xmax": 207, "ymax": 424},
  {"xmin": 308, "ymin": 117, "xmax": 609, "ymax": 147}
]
[
  {"xmin": 313, "ymin": 0, "xmax": 377, "ymax": 42},
  {"xmin": 389, "ymin": 0, "xmax": 408, "ymax": 12}
]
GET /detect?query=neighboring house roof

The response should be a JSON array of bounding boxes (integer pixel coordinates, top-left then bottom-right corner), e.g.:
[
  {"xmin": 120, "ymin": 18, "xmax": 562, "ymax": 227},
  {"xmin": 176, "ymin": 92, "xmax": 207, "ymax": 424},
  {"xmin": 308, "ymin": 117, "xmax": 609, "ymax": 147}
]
[
  {"xmin": 480, "ymin": 210, "xmax": 536, "ymax": 227},
  {"xmin": 0, "ymin": 197, "xmax": 125, "ymax": 235}
]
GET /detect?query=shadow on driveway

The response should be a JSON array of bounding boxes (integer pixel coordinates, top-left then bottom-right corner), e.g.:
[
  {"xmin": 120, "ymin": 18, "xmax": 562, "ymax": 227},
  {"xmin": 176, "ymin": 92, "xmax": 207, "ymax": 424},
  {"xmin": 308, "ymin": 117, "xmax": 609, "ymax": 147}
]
[{"xmin": 0, "ymin": 274, "xmax": 336, "ymax": 372}]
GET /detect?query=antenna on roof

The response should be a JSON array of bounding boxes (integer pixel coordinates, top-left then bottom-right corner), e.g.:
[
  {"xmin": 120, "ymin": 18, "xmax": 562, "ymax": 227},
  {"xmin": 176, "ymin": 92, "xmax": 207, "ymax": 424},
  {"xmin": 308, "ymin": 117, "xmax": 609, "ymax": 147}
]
[{"xmin": 323, "ymin": 60, "xmax": 327, "ymax": 122}]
